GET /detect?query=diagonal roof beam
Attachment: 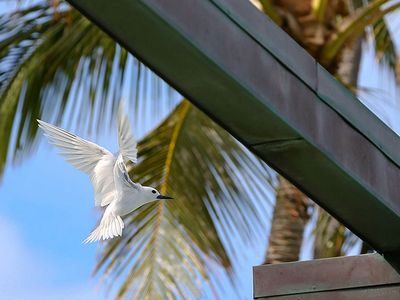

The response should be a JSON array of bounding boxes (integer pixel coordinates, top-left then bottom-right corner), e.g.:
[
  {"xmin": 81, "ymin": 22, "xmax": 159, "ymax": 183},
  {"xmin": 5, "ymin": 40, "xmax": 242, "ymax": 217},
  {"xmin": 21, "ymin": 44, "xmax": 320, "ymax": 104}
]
[{"xmin": 66, "ymin": 0, "xmax": 400, "ymax": 269}]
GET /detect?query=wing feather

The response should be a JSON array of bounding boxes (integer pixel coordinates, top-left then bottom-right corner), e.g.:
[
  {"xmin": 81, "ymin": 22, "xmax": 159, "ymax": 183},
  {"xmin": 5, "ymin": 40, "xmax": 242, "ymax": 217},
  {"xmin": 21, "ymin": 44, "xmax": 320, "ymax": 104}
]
[
  {"xmin": 117, "ymin": 101, "xmax": 138, "ymax": 164},
  {"xmin": 38, "ymin": 120, "xmax": 115, "ymax": 207},
  {"xmin": 113, "ymin": 155, "xmax": 140, "ymax": 191}
]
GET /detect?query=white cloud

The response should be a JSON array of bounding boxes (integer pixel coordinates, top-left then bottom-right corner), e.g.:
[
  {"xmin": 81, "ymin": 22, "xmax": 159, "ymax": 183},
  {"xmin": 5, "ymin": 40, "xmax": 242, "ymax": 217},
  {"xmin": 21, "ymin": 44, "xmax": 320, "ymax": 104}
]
[{"xmin": 0, "ymin": 216, "xmax": 105, "ymax": 300}]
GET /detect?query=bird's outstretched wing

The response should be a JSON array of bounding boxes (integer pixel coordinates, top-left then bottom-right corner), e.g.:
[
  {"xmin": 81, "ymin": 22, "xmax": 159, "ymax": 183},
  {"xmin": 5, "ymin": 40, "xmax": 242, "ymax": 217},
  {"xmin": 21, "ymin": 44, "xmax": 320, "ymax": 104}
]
[
  {"xmin": 117, "ymin": 101, "xmax": 138, "ymax": 164},
  {"xmin": 38, "ymin": 120, "xmax": 115, "ymax": 207},
  {"xmin": 114, "ymin": 155, "xmax": 141, "ymax": 192}
]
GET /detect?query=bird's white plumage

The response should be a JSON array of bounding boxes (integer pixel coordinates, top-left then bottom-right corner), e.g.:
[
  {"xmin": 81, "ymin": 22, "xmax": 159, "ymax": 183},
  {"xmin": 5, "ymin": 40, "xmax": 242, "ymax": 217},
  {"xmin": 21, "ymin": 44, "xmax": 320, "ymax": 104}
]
[
  {"xmin": 38, "ymin": 101, "xmax": 166, "ymax": 243},
  {"xmin": 118, "ymin": 101, "xmax": 138, "ymax": 164},
  {"xmin": 37, "ymin": 119, "xmax": 116, "ymax": 207},
  {"xmin": 83, "ymin": 206, "xmax": 124, "ymax": 243},
  {"xmin": 114, "ymin": 155, "xmax": 140, "ymax": 191},
  {"xmin": 37, "ymin": 120, "xmax": 112, "ymax": 173}
]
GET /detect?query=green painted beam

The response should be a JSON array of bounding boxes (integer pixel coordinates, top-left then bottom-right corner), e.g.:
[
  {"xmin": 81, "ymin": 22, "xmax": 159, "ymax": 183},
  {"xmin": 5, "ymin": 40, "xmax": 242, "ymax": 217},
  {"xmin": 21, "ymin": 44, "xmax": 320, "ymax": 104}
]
[{"xmin": 66, "ymin": 0, "xmax": 400, "ymax": 269}]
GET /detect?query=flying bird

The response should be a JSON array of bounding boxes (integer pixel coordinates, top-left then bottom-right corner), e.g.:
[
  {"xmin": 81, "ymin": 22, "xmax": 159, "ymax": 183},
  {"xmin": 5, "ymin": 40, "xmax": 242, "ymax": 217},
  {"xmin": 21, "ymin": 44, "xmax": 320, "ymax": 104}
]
[{"xmin": 38, "ymin": 102, "xmax": 172, "ymax": 243}]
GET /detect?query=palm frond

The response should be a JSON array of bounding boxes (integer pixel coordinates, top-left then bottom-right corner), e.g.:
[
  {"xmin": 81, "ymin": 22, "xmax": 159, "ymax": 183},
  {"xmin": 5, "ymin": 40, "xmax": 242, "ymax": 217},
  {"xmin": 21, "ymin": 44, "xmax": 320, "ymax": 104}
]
[
  {"xmin": 313, "ymin": 208, "xmax": 345, "ymax": 258},
  {"xmin": 96, "ymin": 101, "xmax": 275, "ymax": 299},
  {"xmin": 312, "ymin": 0, "xmax": 329, "ymax": 22},
  {"xmin": 320, "ymin": 0, "xmax": 400, "ymax": 66},
  {"xmin": 357, "ymin": 0, "xmax": 399, "ymax": 75},
  {"xmin": 372, "ymin": 17, "xmax": 397, "ymax": 71},
  {"xmin": 0, "ymin": 1, "xmax": 176, "ymax": 179},
  {"xmin": 313, "ymin": 207, "xmax": 362, "ymax": 258},
  {"xmin": 257, "ymin": 0, "xmax": 282, "ymax": 25}
]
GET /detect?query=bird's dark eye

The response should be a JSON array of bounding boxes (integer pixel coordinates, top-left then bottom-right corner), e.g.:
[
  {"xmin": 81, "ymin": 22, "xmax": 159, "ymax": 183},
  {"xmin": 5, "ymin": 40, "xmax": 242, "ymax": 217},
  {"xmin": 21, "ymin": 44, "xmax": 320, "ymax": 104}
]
[{"xmin": 152, "ymin": 190, "xmax": 156, "ymax": 194}]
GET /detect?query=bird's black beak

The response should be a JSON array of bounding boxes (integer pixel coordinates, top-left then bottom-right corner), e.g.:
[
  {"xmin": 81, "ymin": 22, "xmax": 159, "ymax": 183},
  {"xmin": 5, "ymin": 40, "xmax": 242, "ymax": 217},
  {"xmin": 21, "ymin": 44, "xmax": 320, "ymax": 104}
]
[{"xmin": 157, "ymin": 195, "xmax": 173, "ymax": 199}]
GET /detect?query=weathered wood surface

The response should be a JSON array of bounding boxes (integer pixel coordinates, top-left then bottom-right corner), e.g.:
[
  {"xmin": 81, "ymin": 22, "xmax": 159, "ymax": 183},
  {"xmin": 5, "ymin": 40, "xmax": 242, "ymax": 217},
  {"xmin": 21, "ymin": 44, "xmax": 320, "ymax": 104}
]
[
  {"xmin": 256, "ymin": 287, "xmax": 400, "ymax": 300},
  {"xmin": 254, "ymin": 254, "xmax": 400, "ymax": 299}
]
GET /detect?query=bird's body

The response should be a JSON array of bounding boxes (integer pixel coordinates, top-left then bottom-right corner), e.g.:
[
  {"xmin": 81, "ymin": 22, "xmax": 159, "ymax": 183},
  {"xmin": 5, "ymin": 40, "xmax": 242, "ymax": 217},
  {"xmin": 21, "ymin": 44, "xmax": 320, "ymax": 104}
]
[
  {"xmin": 38, "ymin": 102, "xmax": 172, "ymax": 243},
  {"xmin": 111, "ymin": 155, "xmax": 157, "ymax": 216}
]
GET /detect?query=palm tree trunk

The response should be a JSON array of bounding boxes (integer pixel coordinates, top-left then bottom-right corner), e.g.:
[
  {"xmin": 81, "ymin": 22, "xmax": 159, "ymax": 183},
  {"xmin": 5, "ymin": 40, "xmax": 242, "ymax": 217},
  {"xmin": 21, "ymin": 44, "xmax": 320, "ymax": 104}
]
[{"xmin": 264, "ymin": 176, "xmax": 309, "ymax": 264}]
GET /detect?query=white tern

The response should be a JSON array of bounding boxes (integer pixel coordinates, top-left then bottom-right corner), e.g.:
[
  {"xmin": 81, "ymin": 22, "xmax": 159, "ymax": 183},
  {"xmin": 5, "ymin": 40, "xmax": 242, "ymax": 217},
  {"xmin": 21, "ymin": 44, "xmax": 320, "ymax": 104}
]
[{"xmin": 38, "ymin": 102, "xmax": 172, "ymax": 243}]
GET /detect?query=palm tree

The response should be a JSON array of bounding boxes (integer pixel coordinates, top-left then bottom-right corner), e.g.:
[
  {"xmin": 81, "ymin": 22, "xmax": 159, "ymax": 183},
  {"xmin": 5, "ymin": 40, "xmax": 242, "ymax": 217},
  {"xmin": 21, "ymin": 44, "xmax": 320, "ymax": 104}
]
[
  {"xmin": 253, "ymin": 0, "xmax": 400, "ymax": 261},
  {"xmin": 0, "ymin": 3, "xmax": 275, "ymax": 298},
  {"xmin": 0, "ymin": 0, "xmax": 399, "ymax": 298}
]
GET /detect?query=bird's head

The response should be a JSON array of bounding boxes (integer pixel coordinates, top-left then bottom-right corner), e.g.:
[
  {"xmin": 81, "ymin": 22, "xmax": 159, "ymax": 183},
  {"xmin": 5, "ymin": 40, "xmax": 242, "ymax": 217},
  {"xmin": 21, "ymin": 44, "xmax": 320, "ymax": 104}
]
[{"xmin": 142, "ymin": 186, "xmax": 173, "ymax": 201}]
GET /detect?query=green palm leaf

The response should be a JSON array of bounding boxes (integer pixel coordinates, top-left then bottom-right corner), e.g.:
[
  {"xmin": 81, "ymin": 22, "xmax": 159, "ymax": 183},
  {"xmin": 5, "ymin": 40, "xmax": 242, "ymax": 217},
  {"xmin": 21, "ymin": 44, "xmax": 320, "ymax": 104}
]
[
  {"xmin": 320, "ymin": 0, "xmax": 400, "ymax": 66},
  {"xmin": 311, "ymin": 0, "xmax": 329, "ymax": 22},
  {"xmin": 1, "ymin": 4, "xmax": 277, "ymax": 297},
  {"xmin": 257, "ymin": 0, "xmax": 282, "ymax": 25},
  {"xmin": 372, "ymin": 17, "xmax": 397, "ymax": 70},
  {"xmin": 0, "ymin": 2, "xmax": 176, "ymax": 179},
  {"xmin": 313, "ymin": 207, "xmax": 364, "ymax": 258},
  {"xmin": 354, "ymin": 0, "xmax": 398, "ymax": 77},
  {"xmin": 96, "ymin": 100, "xmax": 275, "ymax": 299}
]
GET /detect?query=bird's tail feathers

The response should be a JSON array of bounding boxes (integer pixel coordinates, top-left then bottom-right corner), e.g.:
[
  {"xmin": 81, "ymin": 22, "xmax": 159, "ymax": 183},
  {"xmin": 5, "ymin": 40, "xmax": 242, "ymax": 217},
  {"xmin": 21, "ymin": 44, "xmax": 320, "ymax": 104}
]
[{"xmin": 83, "ymin": 213, "xmax": 124, "ymax": 244}]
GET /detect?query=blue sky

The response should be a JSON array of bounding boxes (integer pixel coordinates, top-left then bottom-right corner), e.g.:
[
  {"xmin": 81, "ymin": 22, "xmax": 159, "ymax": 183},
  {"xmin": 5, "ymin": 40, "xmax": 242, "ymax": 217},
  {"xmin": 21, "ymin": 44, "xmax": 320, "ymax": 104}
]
[
  {"xmin": 0, "ymin": 140, "xmax": 109, "ymax": 299},
  {"xmin": 1, "ymin": 2, "xmax": 400, "ymax": 300}
]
